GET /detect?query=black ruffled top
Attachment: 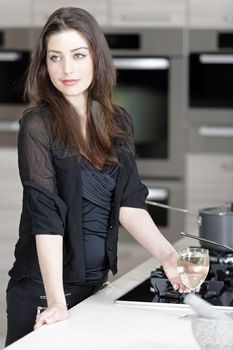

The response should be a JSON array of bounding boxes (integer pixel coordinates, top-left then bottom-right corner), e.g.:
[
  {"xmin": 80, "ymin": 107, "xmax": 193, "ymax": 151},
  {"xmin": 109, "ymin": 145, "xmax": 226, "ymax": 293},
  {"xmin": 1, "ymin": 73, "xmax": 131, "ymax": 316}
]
[{"xmin": 80, "ymin": 156, "xmax": 119, "ymax": 281}]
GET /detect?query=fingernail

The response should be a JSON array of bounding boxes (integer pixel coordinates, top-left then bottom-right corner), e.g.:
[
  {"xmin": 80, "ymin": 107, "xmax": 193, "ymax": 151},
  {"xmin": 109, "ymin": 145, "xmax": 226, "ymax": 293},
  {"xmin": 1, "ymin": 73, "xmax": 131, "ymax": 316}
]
[{"xmin": 173, "ymin": 283, "xmax": 179, "ymax": 290}]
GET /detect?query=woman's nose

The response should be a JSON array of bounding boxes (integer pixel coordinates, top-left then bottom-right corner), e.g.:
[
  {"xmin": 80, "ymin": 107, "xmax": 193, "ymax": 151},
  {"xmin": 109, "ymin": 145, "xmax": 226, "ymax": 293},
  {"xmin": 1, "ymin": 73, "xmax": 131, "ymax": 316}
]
[{"xmin": 63, "ymin": 58, "xmax": 74, "ymax": 75}]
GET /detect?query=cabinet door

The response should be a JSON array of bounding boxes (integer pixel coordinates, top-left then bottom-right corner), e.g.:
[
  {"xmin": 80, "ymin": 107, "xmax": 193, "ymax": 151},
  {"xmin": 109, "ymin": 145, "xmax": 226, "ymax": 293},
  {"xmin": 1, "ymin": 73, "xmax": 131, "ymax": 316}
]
[
  {"xmin": 190, "ymin": 0, "xmax": 233, "ymax": 29},
  {"xmin": 33, "ymin": 0, "xmax": 108, "ymax": 27},
  {"xmin": 0, "ymin": 0, "xmax": 31, "ymax": 27},
  {"xmin": 185, "ymin": 153, "xmax": 233, "ymax": 233},
  {"xmin": 111, "ymin": 0, "xmax": 186, "ymax": 27}
]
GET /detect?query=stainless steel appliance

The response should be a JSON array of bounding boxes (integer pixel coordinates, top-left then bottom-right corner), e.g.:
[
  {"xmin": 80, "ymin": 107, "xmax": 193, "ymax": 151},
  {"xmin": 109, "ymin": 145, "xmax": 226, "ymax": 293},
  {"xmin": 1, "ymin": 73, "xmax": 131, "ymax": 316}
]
[
  {"xmin": 103, "ymin": 28, "xmax": 186, "ymax": 242},
  {"xmin": 115, "ymin": 249, "xmax": 233, "ymax": 311},
  {"xmin": 104, "ymin": 28, "xmax": 186, "ymax": 178},
  {"xmin": 188, "ymin": 29, "xmax": 233, "ymax": 154},
  {"xmin": 0, "ymin": 28, "xmax": 31, "ymax": 146}
]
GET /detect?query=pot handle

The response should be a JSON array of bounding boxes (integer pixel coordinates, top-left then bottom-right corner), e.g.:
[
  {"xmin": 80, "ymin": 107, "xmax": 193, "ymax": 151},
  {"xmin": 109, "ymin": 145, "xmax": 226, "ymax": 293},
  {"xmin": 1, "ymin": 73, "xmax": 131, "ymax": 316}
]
[
  {"xmin": 145, "ymin": 200, "xmax": 202, "ymax": 225},
  {"xmin": 145, "ymin": 200, "xmax": 198, "ymax": 216}
]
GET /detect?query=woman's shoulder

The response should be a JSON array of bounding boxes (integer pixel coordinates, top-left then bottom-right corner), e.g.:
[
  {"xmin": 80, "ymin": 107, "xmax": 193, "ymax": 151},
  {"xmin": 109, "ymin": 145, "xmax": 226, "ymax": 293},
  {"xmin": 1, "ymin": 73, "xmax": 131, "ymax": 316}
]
[
  {"xmin": 113, "ymin": 106, "xmax": 133, "ymax": 134},
  {"xmin": 19, "ymin": 106, "xmax": 52, "ymax": 135}
]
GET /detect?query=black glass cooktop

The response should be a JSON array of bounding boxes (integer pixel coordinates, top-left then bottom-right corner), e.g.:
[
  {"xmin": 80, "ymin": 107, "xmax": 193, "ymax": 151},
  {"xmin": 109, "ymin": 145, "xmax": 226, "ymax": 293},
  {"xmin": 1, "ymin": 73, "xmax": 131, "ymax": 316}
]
[
  {"xmin": 115, "ymin": 265, "xmax": 233, "ymax": 308},
  {"xmin": 116, "ymin": 278, "xmax": 185, "ymax": 305}
]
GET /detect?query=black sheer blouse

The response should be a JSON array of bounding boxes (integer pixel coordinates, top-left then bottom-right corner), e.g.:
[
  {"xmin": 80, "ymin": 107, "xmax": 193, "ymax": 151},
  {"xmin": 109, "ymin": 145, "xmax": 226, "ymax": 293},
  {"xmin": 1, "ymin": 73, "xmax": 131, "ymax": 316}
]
[
  {"xmin": 9, "ymin": 107, "xmax": 149, "ymax": 283},
  {"xmin": 18, "ymin": 108, "xmax": 57, "ymax": 194}
]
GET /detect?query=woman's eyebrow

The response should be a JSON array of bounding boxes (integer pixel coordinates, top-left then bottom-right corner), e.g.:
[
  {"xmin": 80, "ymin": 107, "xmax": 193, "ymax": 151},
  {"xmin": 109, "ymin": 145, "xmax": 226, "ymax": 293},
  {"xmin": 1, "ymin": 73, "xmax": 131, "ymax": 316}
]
[{"xmin": 47, "ymin": 47, "xmax": 89, "ymax": 54}]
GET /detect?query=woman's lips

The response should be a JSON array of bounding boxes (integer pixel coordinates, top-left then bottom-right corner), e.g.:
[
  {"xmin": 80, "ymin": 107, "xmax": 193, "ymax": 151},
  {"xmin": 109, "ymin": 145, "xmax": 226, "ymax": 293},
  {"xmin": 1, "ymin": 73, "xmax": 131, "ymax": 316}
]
[{"xmin": 62, "ymin": 79, "xmax": 79, "ymax": 86}]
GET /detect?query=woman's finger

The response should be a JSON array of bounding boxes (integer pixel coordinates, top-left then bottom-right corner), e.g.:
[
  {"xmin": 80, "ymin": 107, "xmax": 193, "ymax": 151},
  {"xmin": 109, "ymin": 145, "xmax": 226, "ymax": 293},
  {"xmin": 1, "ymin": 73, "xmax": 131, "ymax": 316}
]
[
  {"xmin": 34, "ymin": 304, "xmax": 68, "ymax": 330},
  {"xmin": 34, "ymin": 309, "xmax": 56, "ymax": 329}
]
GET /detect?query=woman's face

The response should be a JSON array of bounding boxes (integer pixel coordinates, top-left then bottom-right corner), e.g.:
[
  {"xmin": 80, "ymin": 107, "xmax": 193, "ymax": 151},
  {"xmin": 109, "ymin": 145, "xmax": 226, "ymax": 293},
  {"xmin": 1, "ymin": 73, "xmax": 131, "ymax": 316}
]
[{"xmin": 46, "ymin": 29, "xmax": 94, "ymax": 108}]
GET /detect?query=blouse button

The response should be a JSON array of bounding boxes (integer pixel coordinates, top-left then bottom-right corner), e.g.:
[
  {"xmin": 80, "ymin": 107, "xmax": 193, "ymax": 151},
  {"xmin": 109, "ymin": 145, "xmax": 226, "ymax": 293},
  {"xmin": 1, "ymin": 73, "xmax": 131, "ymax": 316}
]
[{"xmin": 109, "ymin": 225, "xmax": 113, "ymax": 230}]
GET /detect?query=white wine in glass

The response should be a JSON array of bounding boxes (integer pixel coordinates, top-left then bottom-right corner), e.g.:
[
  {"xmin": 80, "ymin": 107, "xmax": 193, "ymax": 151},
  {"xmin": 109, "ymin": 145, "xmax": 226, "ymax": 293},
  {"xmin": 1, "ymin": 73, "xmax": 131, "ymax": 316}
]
[{"xmin": 177, "ymin": 247, "xmax": 209, "ymax": 292}]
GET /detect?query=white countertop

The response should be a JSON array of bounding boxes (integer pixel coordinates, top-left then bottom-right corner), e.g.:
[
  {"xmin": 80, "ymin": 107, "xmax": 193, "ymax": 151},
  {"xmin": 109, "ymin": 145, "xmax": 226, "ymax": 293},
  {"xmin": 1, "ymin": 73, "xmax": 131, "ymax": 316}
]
[{"xmin": 7, "ymin": 239, "xmax": 201, "ymax": 350}]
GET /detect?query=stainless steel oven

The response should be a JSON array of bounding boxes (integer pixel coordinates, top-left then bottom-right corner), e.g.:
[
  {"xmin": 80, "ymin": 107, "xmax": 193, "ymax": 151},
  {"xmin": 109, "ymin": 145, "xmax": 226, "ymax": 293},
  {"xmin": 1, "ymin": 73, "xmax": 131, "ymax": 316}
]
[
  {"xmin": 104, "ymin": 28, "xmax": 186, "ymax": 179},
  {"xmin": 104, "ymin": 28, "xmax": 187, "ymax": 241},
  {"xmin": 0, "ymin": 28, "xmax": 31, "ymax": 146},
  {"xmin": 188, "ymin": 29, "xmax": 233, "ymax": 154}
]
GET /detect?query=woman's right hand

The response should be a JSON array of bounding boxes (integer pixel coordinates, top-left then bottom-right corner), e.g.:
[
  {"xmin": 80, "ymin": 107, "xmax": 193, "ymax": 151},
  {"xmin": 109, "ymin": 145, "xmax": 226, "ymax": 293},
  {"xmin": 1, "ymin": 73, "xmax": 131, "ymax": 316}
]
[{"xmin": 34, "ymin": 303, "xmax": 68, "ymax": 329}]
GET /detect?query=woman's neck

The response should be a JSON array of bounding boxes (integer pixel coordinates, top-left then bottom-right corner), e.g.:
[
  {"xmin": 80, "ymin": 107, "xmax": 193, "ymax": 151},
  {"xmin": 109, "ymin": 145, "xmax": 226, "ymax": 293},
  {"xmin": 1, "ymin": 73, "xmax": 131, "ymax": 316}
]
[{"xmin": 66, "ymin": 94, "xmax": 87, "ymax": 135}]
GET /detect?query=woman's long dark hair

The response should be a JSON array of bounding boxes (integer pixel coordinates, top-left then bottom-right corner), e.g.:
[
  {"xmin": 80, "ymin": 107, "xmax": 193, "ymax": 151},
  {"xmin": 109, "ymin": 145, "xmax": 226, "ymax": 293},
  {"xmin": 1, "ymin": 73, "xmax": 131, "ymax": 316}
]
[{"xmin": 25, "ymin": 7, "xmax": 134, "ymax": 168}]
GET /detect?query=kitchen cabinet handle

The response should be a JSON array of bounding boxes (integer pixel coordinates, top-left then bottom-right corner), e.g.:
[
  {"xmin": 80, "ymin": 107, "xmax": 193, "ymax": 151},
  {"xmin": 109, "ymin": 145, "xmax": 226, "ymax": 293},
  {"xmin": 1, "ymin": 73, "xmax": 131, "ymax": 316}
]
[
  {"xmin": 113, "ymin": 58, "xmax": 169, "ymax": 70},
  {"xmin": 0, "ymin": 121, "xmax": 19, "ymax": 132},
  {"xmin": 198, "ymin": 126, "xmax": 233, "ymax": 138}
]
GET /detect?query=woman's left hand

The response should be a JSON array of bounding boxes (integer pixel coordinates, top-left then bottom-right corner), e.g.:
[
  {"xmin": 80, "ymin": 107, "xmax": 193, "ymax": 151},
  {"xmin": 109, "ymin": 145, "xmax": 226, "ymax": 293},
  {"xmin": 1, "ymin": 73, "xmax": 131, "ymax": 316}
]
[{"xmin": 34, "ymin": 303, "xmax": 68, "ymax": 330}]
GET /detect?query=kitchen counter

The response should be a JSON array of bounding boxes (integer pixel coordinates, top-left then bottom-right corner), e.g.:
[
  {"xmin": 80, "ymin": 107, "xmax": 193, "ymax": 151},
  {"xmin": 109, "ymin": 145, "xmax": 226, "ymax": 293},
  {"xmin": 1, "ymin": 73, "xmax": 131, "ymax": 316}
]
[{"xmin": 6, "ymin": 239, "xmax": 201, "ymax": 350}]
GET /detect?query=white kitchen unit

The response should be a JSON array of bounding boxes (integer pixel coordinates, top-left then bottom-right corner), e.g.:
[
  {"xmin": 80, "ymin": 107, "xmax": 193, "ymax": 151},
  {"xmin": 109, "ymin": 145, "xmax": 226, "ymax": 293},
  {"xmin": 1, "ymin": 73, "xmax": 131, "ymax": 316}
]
[
  {"xmin": 111, "ymin": 0, "xmax": 186, "ymax": 27},
  {"xmin": 0, "ymin": 0, "xmax": 109, "ymax": 28},
  {"xmin": 0, "ymin": 0, "xmax": 233, "ymax": 29},
  {"xmin": 5, "ymin": 239, "xmax": 201, "ymax": 350},
  {"xmin": 0, "ymin": 0, "xmax": 32, "ymax": 27},
  {"xmin": 31, "ymin": 0, "xmax": 109, "ymax": 27},
  {"xmin": 185, "ymin": 153, "xmax": 233, "ymax": 234},
  {"xmin": 189, "ymin": 0, "xmax": 233, "ymax": 29}
]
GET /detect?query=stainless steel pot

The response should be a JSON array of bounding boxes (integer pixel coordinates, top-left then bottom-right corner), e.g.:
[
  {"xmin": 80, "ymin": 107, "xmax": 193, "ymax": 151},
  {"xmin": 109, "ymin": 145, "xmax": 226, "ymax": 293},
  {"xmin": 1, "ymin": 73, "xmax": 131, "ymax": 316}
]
[
  {"xmin": 145, "ymin": 201, "xmax": 233, "ymax": 252},
  {"xmin": 198, "ymin": 204, "xmax": 233, "ymax": 252}
]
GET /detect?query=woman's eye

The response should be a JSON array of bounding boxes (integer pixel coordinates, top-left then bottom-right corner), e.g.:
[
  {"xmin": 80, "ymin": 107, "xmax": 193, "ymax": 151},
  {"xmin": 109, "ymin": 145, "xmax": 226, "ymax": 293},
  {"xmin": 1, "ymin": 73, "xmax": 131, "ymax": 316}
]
[
  {"xmin": 49, "ymin": 55, "xmax": 61, "ymax": 62},
  {"xmin": 74, "ymin": 53, "xmax": 85, "ymax": 60}
]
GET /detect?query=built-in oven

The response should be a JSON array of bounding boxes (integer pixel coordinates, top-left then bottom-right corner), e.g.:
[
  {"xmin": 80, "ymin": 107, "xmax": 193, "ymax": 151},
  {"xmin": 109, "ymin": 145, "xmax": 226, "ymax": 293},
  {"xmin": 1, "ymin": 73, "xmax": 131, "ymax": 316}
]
[
  {"xmin": 188, "ymin": 30, "xmax": 233, "ymax": 153},
  {"xmin": 104, "ymin": 28, "xmax": 186, "ymax": 179},
  {"xmin": 0, "ymin": 29, "xmax": 31, "ymax": 146},
  {"xmin": 113, "ymin": 57, "xmax": 169, "ymax": 160},
  {"xmin": 103, "ymin": 28, "xmax": 186, "ymax": 241}
]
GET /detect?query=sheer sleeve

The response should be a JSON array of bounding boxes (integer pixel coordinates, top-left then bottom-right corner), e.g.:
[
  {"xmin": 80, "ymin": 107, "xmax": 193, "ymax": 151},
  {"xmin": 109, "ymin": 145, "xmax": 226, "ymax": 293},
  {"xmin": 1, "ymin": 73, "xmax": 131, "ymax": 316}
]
[
  {"xmin": 18, "ymin": 109, "xmax": 67, "ymax": 236},
  {"xmin": 18, "ymin": 110, "xmax": 57, "ymax": 193}
]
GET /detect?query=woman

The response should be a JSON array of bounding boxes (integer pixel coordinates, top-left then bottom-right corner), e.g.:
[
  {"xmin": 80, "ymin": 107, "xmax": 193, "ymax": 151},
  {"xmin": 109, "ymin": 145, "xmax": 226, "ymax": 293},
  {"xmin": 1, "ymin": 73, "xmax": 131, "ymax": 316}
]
[{"xmin": 5, "ymin": 7, "xmax": 186, "ymax": 346}]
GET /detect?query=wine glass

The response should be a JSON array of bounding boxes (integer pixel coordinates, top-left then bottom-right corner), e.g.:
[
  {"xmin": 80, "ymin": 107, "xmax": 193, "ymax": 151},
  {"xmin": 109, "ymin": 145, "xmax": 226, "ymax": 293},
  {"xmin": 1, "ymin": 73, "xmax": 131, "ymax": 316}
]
[{"xmin": 177, "ymin": 247, "xmax": 209, "ymax": 292}]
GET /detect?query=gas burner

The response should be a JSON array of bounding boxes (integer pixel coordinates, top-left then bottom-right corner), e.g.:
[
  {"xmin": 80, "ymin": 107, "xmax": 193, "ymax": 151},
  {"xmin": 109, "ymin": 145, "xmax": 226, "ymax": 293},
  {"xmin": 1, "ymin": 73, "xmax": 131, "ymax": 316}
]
[
  {"xmin": 116, "ymin": 259, "xmax": 233, "ymax": 308},
  {"xmin": 190, "ymin": 246, "xmax": 233, "ymax": 264},
  {"xmin": 209, "ymin": 250, "xmax": 233, "ymax": 264},
  {"xmin": 201, "ymin": 280, "xmax": 224, "ymax": 298},
  {"xmin": 150, "ymin": 268, "xmax": 183, "ymax": 300},
  {"xmin": 150, "ymin": 259, "xmax": 233, "ymax": 306},
  {"xmin": 116, "ymin": 248, "xmax": 233, "ymax": 308},
  {"xmin": 210, "ymin": 254, "xmax": 233, "ymax": 264}
]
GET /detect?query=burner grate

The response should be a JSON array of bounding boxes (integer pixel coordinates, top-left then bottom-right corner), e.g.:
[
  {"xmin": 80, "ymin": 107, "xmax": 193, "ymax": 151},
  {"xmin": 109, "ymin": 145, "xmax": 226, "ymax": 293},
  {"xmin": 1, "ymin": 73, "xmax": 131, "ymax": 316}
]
[{"xmin": 150, "ymin": 260, "xmax": 233, "ymax": 303}]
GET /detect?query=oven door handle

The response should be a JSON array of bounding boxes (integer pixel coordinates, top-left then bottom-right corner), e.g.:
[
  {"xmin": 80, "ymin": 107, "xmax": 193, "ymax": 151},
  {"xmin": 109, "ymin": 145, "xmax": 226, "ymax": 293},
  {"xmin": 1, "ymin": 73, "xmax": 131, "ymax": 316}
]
[
  {"xmin": 146, "ymin": 188, "xmax": 168, "ymax": 202},
  {"xmin": 198, "ymin": 126, "xmax": 233, "ymax": 138},
  {"xmin": 199, "ymin": 54, "xmax": 233, "ymax": 64},
  {"xmin": 0, "ymin": 121, "xmax": 19, "ymax": 132},
  {"xmin": 0, "ymin": 51, "xmax": 22, "ymax": 61},
  {"xmin": 113, "ymin": 58, "xmax": 169, "ymax": 70}
]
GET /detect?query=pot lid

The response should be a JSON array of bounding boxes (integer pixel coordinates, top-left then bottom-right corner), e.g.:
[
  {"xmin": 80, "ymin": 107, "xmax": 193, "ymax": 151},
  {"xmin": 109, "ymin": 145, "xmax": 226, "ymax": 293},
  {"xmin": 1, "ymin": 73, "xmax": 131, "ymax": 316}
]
[{"xmin": 199, "ymin": 204, "xmax": 233, "ymax": 216}]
